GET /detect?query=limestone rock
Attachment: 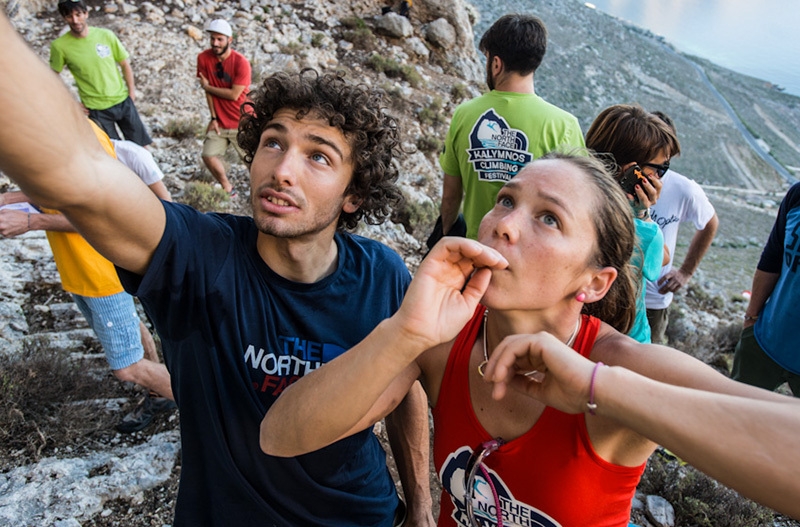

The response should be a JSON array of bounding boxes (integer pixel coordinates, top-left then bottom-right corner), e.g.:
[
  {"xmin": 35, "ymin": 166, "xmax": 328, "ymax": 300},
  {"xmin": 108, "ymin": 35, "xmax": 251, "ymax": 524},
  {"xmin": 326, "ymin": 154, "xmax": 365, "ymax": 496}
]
[
  {"xmin": 375, "ymin": 12, "xmax": 414, "ymax": 39},
  {"xmin": 424, "ymin": 17, "xmax": 456, "ymax": 49}
]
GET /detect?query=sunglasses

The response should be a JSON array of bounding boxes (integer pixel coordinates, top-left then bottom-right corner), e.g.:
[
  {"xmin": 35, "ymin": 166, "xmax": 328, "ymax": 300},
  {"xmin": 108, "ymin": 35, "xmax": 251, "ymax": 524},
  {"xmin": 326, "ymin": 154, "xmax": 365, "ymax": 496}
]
[
  {"xmin": 642, "ymin": 161, "xmax": 670, "ymax": 178},
  {"xmin": 215, "ymin": 62, "xmax": 231, "ymax": 82},
  {"xmin": 464, "ymin": 438, "xmax": 505, "ymax": 527}
]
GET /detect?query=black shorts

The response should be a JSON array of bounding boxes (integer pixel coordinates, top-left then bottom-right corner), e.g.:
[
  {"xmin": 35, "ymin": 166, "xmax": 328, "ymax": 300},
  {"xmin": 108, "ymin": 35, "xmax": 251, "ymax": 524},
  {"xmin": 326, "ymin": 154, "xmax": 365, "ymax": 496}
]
[{"xmin": 89, "ymin": 96, "xmax": 152, "ymax": 147}]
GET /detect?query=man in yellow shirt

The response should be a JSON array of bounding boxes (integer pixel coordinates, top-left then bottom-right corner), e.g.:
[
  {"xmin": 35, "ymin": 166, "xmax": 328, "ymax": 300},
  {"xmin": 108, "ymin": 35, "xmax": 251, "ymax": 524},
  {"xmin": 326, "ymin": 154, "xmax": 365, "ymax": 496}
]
[{"xmin": 0, "ymin": 122, "xmax": 172, "ymax": 433}]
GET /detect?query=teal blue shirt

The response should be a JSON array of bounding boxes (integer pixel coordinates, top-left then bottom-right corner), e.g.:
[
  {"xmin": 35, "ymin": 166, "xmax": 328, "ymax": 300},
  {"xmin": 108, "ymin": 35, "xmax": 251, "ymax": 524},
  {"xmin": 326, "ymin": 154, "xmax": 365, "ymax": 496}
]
[{"xmin": 629, "ymin": 219, "xmax": 664, "ymax": 343}]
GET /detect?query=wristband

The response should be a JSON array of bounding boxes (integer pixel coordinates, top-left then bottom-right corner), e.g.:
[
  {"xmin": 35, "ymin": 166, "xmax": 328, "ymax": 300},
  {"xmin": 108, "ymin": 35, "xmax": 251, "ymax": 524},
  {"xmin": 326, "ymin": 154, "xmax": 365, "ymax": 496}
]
[
  {"xmin": 744, "ymin": 314, "xmax": 758, "ymax": 322},
  {"xmin": 27, "ymin": 213, "xmax": 31, "ymax": 230},
  {"xmin": 210, "ymin": 117, "xmax": 218, "ymax": 121},
  {"xmin": 635, "ymin": 208, "xmax": 650, "ymax": 221},
  {"xmin": 586, "ymin": 361, "xmax": 604, "ymax": 415}
]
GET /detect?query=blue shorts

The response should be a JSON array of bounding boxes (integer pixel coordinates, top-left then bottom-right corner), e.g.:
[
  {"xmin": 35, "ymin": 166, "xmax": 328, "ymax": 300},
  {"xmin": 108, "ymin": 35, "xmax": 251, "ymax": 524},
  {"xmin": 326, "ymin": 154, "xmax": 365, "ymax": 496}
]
[{"xmin": 72, "ymin": 291, "xmax": 144, "ymax": 371}]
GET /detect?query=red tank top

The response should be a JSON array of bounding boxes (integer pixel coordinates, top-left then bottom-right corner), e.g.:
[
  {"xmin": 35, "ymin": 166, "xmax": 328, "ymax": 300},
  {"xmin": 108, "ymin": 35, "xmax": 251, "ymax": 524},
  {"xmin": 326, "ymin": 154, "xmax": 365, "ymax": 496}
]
[{"xmin": 432, "ymin": 306, "xmax": 645, "ymax": 527}]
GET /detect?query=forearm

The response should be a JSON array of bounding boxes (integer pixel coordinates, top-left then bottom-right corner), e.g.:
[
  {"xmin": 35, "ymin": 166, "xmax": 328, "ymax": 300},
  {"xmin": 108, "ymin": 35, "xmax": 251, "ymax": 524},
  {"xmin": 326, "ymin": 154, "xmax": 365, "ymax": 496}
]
[
  {"xmin": 440, "ymin": 174, "xmax": 462, "ymax": 233},
  {"xmin": 32, "ymin": 212, "xmax": 77, "ymax": 232},
  {"xmin": 203, "ymin": 84, "xmax": 243, "ymax": 101},
  {"xmin": 385, "ymin": 381, "xmax": 434, "ymax": 522},
  {"xmin": 148, "ymin": 181, "xmax": 172, "ymax": 202},
  {"xmin": 205, "ymin": 92, "xmax": 217, "ymax": 118},
  {"xmin": 744, "ymin": 269, "xmax": 780, "ymax": 320},
  {"xmin": 120, "ymin": 60, "xmax": 136, "ymax": 99},
  {"xmin": 261, "ymin": 317, "xmax": 426, "ymax": 457},
  {"xmin": 607, "ymin": 339, "xmax": 788, "ymax": 403},
  {"xmin": 0, "ymin": 191, "xmax": 27, "ymax": 206},
  {"xmin": 679, "ymin": 214, "xmax": 718, "ymax": 275},
  {"xmin": 597, "ymin": 366, "xmax": 800, "ymax": 519}
]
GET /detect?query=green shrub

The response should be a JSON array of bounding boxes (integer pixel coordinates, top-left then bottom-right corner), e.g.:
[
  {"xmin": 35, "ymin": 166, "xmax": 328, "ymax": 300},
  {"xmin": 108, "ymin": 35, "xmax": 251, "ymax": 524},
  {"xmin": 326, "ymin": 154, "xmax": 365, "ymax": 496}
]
[
  {"xmin": 367, "ymin": 54, "xmax": 423, "ymax": 88},
  {"xmin": 343, "ymin": 27, "xmax": 377, "ymax": 50},
  {"xmin": 419, "ymin": 97, "xmax": 447, "ymax": 125},
  {"xmin": 451, "ymin": 83, "xmax": 469, "ymax": 103},
  {"xmin": 340, "ymin": 16, "xmax": 367, "ymax": 29},
  {"xmin": 280, "ymin": 40, "xmax": 303, "ymax": 56},
  {"xmin": 416, "ymin": 134, "xmax": 443, "ymax": 154},
  {"xmin": 311, "ymin": 32, "xmax": 325, "ymax": 48},
  {"xmin": 181, "ymin": 182, "xmax": 230, "ymax": 211},
  {"xmin": 393, "ymin": 197, "xmax": 437, "ymax": 237},
  {"xmin": 163, "ymin": 117, "xmax": 201, "ymax": 139}
]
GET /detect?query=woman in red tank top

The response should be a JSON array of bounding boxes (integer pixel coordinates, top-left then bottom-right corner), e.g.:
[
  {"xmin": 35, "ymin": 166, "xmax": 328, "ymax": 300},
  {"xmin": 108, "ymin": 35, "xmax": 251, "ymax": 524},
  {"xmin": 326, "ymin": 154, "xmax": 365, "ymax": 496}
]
[{"xmin": 261, "ymin": 153, "xmax": 788, "ymax": 526}]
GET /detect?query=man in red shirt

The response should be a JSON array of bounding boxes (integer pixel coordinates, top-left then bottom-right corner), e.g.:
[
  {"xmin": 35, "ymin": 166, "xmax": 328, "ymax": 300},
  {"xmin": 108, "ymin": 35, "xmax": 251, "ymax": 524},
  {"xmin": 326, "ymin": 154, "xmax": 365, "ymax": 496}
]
[{"xmin": 197, "ymin": 19, "xmax": 251, "ymax": 198}]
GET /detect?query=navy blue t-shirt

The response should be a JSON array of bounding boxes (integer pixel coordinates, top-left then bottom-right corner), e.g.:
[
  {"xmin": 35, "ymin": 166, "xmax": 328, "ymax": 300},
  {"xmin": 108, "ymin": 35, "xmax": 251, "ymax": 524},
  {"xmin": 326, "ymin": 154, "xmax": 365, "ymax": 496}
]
[{"xmin": 118, "ymin": 202, "xmax": 410, "ymax": 526}]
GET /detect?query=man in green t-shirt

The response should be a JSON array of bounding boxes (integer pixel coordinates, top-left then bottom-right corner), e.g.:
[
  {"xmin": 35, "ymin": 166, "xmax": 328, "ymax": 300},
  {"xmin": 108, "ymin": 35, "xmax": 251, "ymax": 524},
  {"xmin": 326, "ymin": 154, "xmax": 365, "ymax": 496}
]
[
  {"xmin": 439, "ymin": 14, "xmax": 584, "ymax": 239},
  {"xmin": 50, "ymin": 0, "xmax": 151, "ymax": 146}
]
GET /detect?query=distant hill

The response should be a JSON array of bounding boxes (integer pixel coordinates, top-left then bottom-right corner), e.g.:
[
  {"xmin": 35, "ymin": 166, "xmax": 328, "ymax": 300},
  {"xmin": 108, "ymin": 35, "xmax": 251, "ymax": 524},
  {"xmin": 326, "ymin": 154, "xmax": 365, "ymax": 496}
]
[{"xmin": 470, "ymin": 0, "xmax": 800, "ymax": 190}]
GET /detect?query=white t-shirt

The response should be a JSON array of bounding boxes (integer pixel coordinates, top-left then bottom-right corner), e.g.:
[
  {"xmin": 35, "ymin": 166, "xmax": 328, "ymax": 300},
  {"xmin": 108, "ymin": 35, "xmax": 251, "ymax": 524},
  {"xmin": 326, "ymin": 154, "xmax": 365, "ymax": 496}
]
[
  {"xmin": 111, "ymin": 139, "xmax": 164, "ymax": 186},
  {"xmin": 645, "ymin": 170, "xmax": 716, "ymax": 309}
]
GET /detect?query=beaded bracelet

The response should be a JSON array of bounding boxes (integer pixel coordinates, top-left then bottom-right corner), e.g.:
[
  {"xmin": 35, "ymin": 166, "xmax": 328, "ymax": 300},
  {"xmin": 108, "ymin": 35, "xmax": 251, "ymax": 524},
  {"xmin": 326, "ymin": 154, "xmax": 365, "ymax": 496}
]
[{"xmin": 586, "ymin": 361, "xmax": 604, "ymax": 415}]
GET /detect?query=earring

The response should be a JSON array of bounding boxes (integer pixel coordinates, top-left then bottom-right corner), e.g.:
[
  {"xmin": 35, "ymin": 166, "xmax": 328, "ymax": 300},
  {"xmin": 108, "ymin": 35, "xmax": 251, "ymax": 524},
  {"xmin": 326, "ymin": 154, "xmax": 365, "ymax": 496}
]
[{"xmin": 575, "ymin": 292, "xmax": 586, "ymax": 303}]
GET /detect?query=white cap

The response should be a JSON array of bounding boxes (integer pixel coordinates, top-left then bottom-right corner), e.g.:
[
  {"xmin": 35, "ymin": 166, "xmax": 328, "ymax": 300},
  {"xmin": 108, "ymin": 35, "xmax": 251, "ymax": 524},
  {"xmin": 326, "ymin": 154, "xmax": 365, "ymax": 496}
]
[{"xmin": 205, "ymin": 19, "xmax": 232, "ymax": 37}]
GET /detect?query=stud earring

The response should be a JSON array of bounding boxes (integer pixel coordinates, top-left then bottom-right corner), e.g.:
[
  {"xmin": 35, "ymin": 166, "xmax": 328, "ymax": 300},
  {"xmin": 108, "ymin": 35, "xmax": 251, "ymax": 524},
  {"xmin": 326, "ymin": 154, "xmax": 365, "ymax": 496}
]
[{"xmin": 575, "ymin": 292, "xmax": 586, "ymax": 303}]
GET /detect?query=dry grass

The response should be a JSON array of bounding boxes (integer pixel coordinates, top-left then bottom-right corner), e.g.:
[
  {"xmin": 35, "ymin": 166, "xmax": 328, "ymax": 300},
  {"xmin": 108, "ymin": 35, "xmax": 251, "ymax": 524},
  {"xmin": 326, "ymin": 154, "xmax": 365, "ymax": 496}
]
[{"xmin": 0, "ymin": 339, "xmax": 126, "ymax": 471}]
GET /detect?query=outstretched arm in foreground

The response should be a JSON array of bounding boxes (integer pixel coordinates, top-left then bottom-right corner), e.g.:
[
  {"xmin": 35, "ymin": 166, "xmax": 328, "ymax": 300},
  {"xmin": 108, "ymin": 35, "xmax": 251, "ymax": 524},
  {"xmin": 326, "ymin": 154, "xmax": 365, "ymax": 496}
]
[
  {"xmin": 483, "ymin": 333, "xmax": 800, "ymax": 520},
  {"xmin": 0, "ymin": 15, "xmax": 164, "ymax": 275},
  {"xmin": 261, "ymin": 237, "xmax": 508, "ymax": 457}
]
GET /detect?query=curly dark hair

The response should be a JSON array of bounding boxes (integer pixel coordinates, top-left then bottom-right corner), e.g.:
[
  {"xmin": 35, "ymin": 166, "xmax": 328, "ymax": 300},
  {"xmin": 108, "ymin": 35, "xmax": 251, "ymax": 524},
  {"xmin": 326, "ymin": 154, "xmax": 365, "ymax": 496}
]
[{"xmin": 237, "ymin": 69, "xmax": 403, "ymax": 231}]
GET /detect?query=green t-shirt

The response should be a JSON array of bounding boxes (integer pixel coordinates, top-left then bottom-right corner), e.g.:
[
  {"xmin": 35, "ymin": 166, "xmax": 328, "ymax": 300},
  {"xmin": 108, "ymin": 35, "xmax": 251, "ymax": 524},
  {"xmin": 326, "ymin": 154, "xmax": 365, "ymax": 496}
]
[
  {"xmin": 50, "ymin": 27, "xmax": 130, "ymax": 110},
  {"xmin": 439, "ymin": 90, "xmax": 585, "ymax": 239}
]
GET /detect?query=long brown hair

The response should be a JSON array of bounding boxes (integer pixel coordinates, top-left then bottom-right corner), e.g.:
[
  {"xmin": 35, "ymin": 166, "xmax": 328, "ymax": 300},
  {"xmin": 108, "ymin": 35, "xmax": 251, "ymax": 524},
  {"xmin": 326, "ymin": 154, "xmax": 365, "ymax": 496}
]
[
  {"xmin": 542, "ymin": 152, "xmax": 637, "ymax": 334},
  {"xmin": 585, "ymin": 104, "xmax": 680, "ymax": 170}
]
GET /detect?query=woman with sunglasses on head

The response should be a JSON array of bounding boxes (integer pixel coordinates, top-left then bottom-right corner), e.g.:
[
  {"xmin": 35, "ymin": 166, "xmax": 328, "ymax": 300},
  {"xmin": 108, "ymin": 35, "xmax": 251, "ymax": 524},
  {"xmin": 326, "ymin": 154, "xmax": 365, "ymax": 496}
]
[
  {"xmin": 585, "ymin": 103, "xmax": 678, "ymax": 344},
  {"xmin": 261, "ymin": 153, "xmax": 783, "ymax": 527}
]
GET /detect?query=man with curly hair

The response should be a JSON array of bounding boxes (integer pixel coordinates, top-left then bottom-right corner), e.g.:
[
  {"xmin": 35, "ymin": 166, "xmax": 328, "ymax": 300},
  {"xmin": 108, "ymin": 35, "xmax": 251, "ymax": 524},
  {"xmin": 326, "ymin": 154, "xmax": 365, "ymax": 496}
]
[{"xmin": 0, "ymin": 14, "xmax": 433, "ymax": 524}]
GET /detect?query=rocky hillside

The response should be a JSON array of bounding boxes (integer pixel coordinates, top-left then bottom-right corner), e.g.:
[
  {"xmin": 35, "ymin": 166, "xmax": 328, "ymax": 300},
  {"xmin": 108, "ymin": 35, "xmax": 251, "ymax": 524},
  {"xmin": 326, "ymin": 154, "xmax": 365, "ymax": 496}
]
[{"xmin": 1, "ymin": 0, "xmax": 799, "ymax": 525}]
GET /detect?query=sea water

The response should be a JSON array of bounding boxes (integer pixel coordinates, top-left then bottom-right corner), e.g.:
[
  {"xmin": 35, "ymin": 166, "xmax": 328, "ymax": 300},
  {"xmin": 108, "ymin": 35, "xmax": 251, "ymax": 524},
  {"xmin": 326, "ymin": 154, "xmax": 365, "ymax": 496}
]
[
  {"xmin": 584, "ymin": 0, "xmax": 800, "ymax": 97},
  {"xmin": 469, "ymin": 0, "xmax": 800, "ymax": 97}
]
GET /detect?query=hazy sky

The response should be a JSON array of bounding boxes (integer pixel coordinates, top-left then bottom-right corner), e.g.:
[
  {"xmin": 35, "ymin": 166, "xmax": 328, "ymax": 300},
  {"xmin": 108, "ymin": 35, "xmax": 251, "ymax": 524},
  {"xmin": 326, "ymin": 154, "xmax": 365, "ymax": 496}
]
[{"xmin": 587, "ymin": 0, "xmax": 800, "ymax": 96}]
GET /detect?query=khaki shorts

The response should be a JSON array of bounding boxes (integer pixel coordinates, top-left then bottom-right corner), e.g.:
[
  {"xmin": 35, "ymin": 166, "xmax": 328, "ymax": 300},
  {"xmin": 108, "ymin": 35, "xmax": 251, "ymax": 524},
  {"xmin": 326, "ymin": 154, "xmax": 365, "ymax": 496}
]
[{"xmin": 202, "ymin": 128, "xmax": 246, "ymax": 160}]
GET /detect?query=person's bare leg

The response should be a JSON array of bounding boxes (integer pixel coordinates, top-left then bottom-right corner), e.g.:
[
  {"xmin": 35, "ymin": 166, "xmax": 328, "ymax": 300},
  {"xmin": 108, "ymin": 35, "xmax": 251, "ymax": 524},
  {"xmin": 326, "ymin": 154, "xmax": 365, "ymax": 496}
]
[
  {"xmin": 113, "ymin": 321, "xmax": 173, "ymax": 399},
  {"xmin": 202, "ymin": 155, "xmax": 233, "ymax": 193}
]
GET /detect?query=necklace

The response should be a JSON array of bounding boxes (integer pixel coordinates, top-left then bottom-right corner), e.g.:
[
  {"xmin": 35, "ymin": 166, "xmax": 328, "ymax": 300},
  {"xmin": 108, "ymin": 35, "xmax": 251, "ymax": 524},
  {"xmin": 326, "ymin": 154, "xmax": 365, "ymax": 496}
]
[{"xmin": 477, "ymin": 309, "xmax": 581, "ymax": 378}]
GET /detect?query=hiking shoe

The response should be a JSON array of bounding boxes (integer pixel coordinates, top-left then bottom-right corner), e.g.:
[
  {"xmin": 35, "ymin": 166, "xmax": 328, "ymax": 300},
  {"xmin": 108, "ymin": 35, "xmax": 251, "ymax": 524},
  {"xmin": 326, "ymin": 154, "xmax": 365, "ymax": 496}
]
[
  {"xmin": 655, "ymin": 446, "xmax": 687, "ymax": 466},
  {"xmin": 116, "ymin": 393, "xmax": 177, "ymax": 434}
]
